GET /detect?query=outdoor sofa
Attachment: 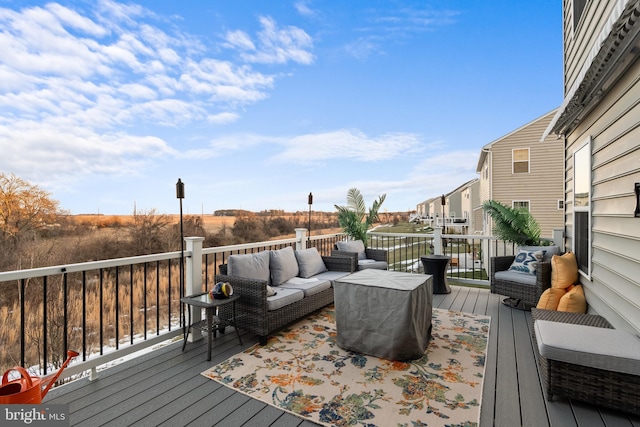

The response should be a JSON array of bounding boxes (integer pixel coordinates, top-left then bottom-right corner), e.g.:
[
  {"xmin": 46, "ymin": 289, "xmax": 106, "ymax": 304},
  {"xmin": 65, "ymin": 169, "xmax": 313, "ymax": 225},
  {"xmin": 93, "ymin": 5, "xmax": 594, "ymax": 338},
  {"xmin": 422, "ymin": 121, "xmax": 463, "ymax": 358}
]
[{"xmin": 216, "ymin": 246, "xmax": 353, "ymax": 345}]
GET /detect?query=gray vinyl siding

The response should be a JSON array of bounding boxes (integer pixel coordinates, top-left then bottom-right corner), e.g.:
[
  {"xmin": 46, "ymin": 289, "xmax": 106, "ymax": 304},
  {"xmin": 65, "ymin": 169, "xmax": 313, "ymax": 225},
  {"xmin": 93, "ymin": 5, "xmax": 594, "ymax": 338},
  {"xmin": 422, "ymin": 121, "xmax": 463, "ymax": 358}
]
[
  {"xmin": 564, "ymin": 55, "xmax": 640, "ymax": 334},
  {"xmin": 489, "ymin": 111, "xmax": 564, "ymax": 239},
  {"xmin": 564, "ymin": 0, "xmax": 620, "ymax": 94}
]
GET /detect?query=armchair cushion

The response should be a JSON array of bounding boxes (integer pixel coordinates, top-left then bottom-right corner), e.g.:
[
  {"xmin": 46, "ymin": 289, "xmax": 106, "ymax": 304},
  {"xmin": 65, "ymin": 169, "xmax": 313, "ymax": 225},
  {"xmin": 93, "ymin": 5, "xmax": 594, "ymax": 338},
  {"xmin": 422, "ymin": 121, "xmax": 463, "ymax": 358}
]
[
  {"xmin": 494, "ymin": 269, "xmax": 537, "ymax": 286},
  {"xmin": 519, "ymin": 245, "xmax": 560, "ymax": 262},
  {"xmin": 336, "ymin": 240, "xmax": 366, "ymax": 260},
  {"xmin": 509, "ymin": 249, "xmax": 544, "ymax": 275},
  {"xmin": 228, "ymin": 251, "xmax": 270, "ymax": 283},
  {"xmin": 295, "ymin": 247, "xmax": 328, "ymax": 278},
  {"xmin": 269, "ymin": 247, "xmax": 299, "ymax": 286},
  {"xmin": 551, "ymin": 252, "xmax": 579, "ymax": 289}
]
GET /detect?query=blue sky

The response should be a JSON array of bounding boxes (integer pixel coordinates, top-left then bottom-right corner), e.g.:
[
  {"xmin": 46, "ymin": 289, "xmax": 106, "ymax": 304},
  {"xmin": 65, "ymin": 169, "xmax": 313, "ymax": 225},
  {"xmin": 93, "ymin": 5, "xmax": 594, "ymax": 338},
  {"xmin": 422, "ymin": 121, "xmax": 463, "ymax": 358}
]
[{"xmin": 0, "ymin": 0, "xmax": 562, "ymax": 215}]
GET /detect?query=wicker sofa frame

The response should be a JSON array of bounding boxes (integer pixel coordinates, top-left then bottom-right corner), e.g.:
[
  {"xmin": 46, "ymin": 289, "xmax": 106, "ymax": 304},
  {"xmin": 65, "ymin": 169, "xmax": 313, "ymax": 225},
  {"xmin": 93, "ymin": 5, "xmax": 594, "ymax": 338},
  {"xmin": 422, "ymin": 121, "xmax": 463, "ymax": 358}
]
[
  {"xmin": 331, "ymin": 247, "xmax": 388, "ymax": 271},
  {"xmin": 490, "ymin": 256, "xmax": 552, "ymax": 307},
  {"xmin": 216, "ymin": 255, "xmax": 353, "ymax": 345},
  {"xmin": 531, "ymin": 308, "xmax": 640, "ymax": 415}
]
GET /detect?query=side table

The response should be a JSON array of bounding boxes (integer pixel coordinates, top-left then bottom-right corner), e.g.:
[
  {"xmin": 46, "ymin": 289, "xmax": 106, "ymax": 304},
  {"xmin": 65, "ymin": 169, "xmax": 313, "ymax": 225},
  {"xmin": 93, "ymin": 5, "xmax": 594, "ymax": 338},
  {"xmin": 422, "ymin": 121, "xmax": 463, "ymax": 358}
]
[
  {"xmin": 181, "ymin": 293, "xmax": 242, "ymax": 361},
  {"xmin": 420, "ymin": 255, "xmax": 452, "ymax": 294}
]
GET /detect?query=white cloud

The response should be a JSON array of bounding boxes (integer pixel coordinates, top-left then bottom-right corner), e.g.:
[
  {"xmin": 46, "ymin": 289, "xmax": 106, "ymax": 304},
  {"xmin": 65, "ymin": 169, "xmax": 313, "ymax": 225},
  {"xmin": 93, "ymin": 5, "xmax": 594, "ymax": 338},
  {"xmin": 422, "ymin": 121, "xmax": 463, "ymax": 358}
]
[{"xmin": 225, "ymin": 16, "xmax": 315, "ymax": 65}]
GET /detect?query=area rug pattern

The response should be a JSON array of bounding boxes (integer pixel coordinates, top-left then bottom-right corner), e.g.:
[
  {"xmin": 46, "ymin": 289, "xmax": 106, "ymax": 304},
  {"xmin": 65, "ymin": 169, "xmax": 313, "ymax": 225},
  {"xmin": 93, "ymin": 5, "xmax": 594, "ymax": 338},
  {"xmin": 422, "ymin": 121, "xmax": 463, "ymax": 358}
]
[{"xmin": 202, "ymin": 306, "xmax": 490, "ymax": 427}]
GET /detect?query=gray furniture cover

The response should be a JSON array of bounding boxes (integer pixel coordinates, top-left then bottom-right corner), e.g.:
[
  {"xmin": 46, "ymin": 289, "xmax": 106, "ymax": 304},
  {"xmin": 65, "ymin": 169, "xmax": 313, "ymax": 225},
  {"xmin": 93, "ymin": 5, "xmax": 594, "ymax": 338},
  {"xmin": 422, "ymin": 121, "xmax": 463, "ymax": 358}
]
[{"xmin": 334, "ymin": 269, "xmax": 433, "ymax": 360}]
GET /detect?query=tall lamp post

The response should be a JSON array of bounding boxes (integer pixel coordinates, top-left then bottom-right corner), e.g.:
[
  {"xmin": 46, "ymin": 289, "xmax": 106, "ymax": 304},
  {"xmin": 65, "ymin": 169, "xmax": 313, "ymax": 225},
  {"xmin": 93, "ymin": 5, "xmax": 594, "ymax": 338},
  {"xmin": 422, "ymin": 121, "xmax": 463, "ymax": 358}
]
[
  {"xmin": 307, "ymin": 192, "xmax": 313, "ymax": 244},
  {"xmin": 176, "ymin": 179, "xmax": 185, "ymax": 325}
]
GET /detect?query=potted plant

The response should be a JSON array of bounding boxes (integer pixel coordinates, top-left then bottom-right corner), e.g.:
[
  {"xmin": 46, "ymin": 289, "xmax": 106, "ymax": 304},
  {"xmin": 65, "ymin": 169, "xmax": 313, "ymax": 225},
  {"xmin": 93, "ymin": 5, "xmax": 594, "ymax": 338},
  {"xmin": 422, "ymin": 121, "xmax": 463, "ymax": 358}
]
[{"xmin": 334, "ymin": 188, "xmax": 386, "ymax": 245}]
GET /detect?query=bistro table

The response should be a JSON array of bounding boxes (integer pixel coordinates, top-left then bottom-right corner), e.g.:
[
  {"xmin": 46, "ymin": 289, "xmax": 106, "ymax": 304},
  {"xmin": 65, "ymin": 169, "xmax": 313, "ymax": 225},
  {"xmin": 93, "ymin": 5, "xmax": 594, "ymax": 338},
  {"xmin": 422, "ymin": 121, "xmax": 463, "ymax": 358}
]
[
  {"xmin": 181, "ymin": 292, "xmax": 242, "ymax": 361},
  {"xmin": 420, "ymin": 255, "xmax": 452, "ymax": 294}
]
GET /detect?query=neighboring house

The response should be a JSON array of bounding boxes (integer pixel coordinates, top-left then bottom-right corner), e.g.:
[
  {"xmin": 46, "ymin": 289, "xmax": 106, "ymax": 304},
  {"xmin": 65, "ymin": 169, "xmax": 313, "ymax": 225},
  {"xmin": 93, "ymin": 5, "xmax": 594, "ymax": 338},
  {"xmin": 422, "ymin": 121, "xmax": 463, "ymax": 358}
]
[
  {"xmin": 542, "ymin": 0, "xmax": 640, "ymax": 333},
  {"xmin": 461, "ymin": 179, "xmax": 481, "ymax": 234},
  {"xmin": 476, "ymin": 109, "xmax": 564, "ymax": 239},
  {"xmin": 443, "ymin": 179, "xmax": 479, "ymax": 233}
]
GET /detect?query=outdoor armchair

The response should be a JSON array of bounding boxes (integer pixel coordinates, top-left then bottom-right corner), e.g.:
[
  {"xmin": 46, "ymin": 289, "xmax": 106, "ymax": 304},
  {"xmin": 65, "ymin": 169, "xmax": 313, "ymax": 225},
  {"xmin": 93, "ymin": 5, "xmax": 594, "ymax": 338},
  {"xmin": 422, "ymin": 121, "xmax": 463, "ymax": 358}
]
[{"xmin": 331, "ymin": 239, "xmax": 388, "ymax": 270}]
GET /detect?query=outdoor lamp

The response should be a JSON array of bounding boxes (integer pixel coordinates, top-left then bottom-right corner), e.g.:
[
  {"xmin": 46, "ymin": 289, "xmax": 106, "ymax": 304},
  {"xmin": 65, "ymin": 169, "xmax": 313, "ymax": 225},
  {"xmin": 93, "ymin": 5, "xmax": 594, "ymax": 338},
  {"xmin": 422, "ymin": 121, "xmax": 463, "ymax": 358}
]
[{"xmin": 308, "ymin": 192, "xmax": 313, "ymax": 242}]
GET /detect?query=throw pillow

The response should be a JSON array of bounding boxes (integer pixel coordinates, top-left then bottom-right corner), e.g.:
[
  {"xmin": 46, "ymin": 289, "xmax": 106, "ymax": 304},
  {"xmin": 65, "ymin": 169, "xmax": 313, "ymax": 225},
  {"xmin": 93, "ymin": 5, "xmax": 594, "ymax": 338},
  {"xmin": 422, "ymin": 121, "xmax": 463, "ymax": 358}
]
[
  {"xmin": 227, "ymin": 251, "xmax": 270, "ymax": 283},
  {"xmin": 509, "ymin": 249, "xmax": 544, "ymax": 275},
  {"xmin": 536, "ymin": 288, "xmax": 567, "ymax": 310},
  {"xmin": 295, "ymin": 247, "xmax": 328, "ymax": 278},
  {"xmin": 551, "ymin": 252, "xmax": 579, "ymax": 289},
  {"xmin": 557, "ymin": 284, "xmax": 587, "ymax": 313},
  {"xmin": 519, "ymin": 245, "xmax": 560, "ymax": 262},
  {"xmin": 269, "ymin": 246, "xmax": 299, "ymax": 286},
  {"xmin": 336, "ymin": 240, "xmax": 366, "ymax": 260}
]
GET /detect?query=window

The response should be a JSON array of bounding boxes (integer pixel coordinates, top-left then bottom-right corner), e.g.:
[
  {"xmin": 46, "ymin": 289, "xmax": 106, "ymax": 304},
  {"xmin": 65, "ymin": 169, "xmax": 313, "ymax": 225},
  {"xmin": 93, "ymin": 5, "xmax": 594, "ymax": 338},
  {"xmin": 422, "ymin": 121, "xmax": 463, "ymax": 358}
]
[
  {"xmin": 513, "ymin": 148, "xmax": 530, "ymax": 173},
  {"xmin": 573, "ymin": 139, "xmax": 591, "ymax": 276},
  {"xmin": 558, "ymin": 200, "xmax": 564, "ymax": 210},
  {"xmin": 513, "ymin": 200, "xmax": 530, "ymax": 211},
  {"xmin": 573, "ymin": 0, "xmax": 588, "ymax": 31}
]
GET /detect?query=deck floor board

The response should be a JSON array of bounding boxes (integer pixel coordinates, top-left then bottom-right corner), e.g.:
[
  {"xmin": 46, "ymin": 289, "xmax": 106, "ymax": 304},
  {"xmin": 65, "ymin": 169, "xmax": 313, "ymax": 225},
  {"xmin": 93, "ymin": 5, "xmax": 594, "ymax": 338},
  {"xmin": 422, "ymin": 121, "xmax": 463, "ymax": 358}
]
[{"xmin": 46, "ymin": 285, "xmax": 640, "ymax": 426}]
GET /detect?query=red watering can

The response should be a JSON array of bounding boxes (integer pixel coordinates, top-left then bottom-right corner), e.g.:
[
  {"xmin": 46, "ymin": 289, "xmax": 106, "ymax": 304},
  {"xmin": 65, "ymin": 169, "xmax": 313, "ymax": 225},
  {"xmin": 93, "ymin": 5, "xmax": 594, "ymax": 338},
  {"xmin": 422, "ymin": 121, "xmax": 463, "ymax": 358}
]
[{"xmin": 0, "ymin": 350, "xmax": 79, "ymax": 404}]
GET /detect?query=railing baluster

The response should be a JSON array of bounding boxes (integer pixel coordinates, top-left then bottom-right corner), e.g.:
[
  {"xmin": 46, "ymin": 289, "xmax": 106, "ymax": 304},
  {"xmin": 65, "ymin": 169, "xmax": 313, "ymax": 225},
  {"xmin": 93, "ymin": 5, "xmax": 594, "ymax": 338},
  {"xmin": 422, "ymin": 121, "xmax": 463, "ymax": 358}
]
[
  {"xmin": 129, "ymin": 264, "xmax": 134, "ymax": 345},
  {"xmin": 115, "ymin": 265, "xmax": 119, "ymax": 350},
  {"xmin": 156, "ymin": 261, "xmax": 160, "ymax": 335},
  {"xmin": 82, "ymin": 271, "xmax": 87, "ymax": 361},
  {"xmin": 63, "ymin": 272, "xmax": 68, "ymax": 373},
  {"xmin": 100, "ymin": 268, "xmax": 104, "ymax": 355},
  {"xmin": 42, "ymin": 276, "xmax": 47, "ymax": 375}
]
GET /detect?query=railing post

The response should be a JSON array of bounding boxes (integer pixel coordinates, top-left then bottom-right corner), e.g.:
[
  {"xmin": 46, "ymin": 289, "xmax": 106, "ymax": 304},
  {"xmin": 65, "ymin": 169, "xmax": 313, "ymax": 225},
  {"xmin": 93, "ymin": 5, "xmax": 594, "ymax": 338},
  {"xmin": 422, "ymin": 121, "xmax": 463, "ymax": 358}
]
[
  {"xmin": 295, "ymin": 228, "xmax": 308, "ymax": 250},
  {"xmin": 433, "ymin": 227, "xmax": 443, "ymax": 255},
  {"xmin": 552, "ymin": 228, "xmax": 564, "ymax": 249},
  {"xmin": 185, "ymin": 236, "xmax": 205, "ymax": 342}
]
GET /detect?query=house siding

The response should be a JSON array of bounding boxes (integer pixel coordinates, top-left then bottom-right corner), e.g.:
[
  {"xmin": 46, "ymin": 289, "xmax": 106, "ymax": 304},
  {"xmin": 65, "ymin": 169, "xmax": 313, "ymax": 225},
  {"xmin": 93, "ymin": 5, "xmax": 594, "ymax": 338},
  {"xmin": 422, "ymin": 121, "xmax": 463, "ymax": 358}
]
[
  {"xmin": 486, "ymin": 110, "xmax": 564, "ymax": 239},
  {"xmin": 563, "ymin": 56, "xmax": 640, "ymax": 334}
]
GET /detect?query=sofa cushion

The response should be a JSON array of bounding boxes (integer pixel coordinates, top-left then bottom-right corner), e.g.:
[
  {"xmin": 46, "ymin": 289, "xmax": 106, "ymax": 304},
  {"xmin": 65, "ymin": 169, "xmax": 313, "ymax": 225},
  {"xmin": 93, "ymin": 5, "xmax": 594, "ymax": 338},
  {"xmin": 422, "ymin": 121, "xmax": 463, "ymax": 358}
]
[
  {"xmin": 535, "ymin": 320, "xmax": 640, "ymax": 375},
  {"xmin": 509, "ymin": 249, "xmax": 543, "ymax": 275},
  {"xmin": 551, "ymin": 252, "xmax": 579, "ymax": 289},
  {"xmin": 557, "ymin": 284, "xmax": 586, "ymax": 313},
  {"xmin": 311, "ymin": 270, "xmax": 350, "ymax": 283},
  {"xmin": 270, "ymin": 247, "xmax": 299, "ymax": 286},
  {"xmin": 336, "ymin": 240, "xmax": 366, "ymax": 260},
  {"xmin": 227, "ymin": 251, "xmax": 270, "ymax": 283},
  {"xmin": 295, "ymin": 248, "xmax": 328, "ymax": 278},
  {"xmin": 537, "ymin": 287, "xmax": 567, "ymax": 310},
  {"xmin": 495, "ymin": 270, "xmax": 537, "ymax": 286},
  {"xmin": 266, "ymin": 287, "xmax": 304, "ymax": 311},
  {"xmin": 279, "ymin": 277, "xmax": 331, "ymax": 297},
  {"xmin": 519, "ymin": 245, "xmax": 559, "ymax": 262}
]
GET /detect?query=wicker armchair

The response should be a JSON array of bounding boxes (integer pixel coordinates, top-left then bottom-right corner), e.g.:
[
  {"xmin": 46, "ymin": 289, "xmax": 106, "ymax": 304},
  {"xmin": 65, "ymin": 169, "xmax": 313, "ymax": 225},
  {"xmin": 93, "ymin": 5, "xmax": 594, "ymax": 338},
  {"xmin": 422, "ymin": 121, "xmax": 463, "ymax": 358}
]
[
  {"xmin": 216, "ymin": 255, "xmax": 353, "ymax": 345},
  {"xmin": 490, "ymin": 255, "xmax": 552, "ymax": 308},
  {"xmin": 332, "ymin": 241, "xmax": 388, "ymax": 271},
  {"xmin": 531, "ymin": 309, "xmax": 640, "ymax": 415}
]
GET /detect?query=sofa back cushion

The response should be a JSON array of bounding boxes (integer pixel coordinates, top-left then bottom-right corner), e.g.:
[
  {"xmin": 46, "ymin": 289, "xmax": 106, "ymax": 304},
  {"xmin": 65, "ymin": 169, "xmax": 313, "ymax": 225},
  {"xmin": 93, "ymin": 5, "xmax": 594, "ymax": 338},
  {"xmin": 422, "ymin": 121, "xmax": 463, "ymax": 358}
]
[
  {"xmin": 228, "ymin": 251, "xmax": 270, "ymax": 283},
  {"xmin": 295, "ymin": 247, "xmax": 328, "ymax": 278},
  {"xmin": 336, "ymin": 240, "xmax": 366, "ymax": 260},
  {"xmin": 270, "ymin": 246, "xmax": 299, "ymax": 286}
]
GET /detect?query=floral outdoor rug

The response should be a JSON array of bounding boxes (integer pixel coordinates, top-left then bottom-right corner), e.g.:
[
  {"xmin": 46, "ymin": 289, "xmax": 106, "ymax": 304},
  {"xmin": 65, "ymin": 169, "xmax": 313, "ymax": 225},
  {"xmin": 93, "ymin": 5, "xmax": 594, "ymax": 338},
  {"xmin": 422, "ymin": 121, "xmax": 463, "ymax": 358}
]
[{"xmin": 202, "ymin": 306, "xmax": 490, "ymax": 427}]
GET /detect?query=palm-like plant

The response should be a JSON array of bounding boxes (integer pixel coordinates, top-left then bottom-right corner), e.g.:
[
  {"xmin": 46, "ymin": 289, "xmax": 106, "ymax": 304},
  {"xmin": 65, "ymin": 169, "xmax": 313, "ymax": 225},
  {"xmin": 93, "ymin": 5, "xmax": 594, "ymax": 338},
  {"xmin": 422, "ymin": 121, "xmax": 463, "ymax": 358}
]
[
  {"xmin": 482, "ymin": 200, "xmax": 543, "ymax": 246},
  {"xmin": 334, "ymin": 188, "xmax": 386, "ymax": 245}
]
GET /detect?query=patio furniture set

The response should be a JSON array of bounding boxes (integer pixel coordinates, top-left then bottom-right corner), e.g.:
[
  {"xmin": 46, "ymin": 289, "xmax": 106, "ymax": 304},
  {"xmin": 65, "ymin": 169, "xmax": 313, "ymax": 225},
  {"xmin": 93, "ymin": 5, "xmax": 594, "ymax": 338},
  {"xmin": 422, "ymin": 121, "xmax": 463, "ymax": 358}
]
[{"xmin": 490, "ymin": 245, "xmax": 640, "ymax": 416}]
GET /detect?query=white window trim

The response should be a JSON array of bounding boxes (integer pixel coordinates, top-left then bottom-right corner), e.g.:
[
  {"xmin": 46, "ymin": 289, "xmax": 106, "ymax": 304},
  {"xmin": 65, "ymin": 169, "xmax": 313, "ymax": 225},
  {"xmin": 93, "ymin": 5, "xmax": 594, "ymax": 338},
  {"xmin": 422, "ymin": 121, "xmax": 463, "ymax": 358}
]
[
  {"xmin": 573, "ymin": 137, "xmax": 592, "ymax": 280},
  {"xmin": 512, "ymin": 148, "xmax": 530, "ymax": 174},
  {"xmin": 512, "ymin": 200, "xmax": 530, "ymax": 210}
]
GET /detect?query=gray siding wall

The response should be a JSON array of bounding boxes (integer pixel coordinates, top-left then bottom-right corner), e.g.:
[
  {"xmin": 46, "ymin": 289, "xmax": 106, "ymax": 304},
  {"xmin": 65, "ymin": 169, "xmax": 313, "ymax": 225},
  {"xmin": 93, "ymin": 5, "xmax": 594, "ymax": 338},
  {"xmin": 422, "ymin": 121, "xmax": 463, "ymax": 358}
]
[
  {"xmin": 490, "ymin": 111, "xmax": 564, "ymax": 239},
  {"xmin": 564, "ymin": 56, "xmax": 640, "ymax": 334}
]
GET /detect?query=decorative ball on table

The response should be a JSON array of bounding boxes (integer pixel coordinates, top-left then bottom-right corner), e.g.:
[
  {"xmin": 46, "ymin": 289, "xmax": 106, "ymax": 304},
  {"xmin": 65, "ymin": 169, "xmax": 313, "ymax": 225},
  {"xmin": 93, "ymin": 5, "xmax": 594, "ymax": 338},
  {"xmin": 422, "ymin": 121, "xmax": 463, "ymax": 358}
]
[{"xmin": 209, "ymin": 282, "xmax": 233, "ymax": 299}]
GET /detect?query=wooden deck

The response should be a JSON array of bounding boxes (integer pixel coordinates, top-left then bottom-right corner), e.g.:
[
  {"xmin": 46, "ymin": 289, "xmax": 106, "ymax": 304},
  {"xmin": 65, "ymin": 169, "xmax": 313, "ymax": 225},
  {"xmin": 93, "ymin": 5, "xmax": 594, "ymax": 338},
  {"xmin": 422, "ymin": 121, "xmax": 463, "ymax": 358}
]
[{"xmin": 46, "ymin": 285, "xmax": 640, "ymax": 426}]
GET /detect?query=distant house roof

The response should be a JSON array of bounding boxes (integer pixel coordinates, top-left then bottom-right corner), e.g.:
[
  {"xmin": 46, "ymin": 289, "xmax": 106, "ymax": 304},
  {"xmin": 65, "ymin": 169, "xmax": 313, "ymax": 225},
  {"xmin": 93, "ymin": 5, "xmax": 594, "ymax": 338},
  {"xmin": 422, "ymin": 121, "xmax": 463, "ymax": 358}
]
[
  {"xmin": 543, "ymin": 1, "xmax": 640, "ymax": 139},
  {"xmin": 476, "ymin": 109, "xmax": 558, "ymax": 172}
]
